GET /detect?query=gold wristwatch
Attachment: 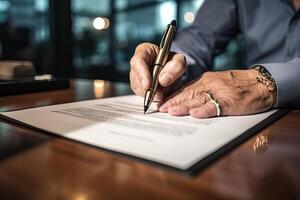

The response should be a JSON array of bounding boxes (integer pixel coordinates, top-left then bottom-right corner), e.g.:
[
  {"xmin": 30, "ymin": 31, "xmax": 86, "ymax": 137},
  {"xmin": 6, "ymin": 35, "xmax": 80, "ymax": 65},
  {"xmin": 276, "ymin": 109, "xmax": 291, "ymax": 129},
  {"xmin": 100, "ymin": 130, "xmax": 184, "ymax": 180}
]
[{"xmin": 253, "ymin": 65, "xmax": 277, "ymax": 107}]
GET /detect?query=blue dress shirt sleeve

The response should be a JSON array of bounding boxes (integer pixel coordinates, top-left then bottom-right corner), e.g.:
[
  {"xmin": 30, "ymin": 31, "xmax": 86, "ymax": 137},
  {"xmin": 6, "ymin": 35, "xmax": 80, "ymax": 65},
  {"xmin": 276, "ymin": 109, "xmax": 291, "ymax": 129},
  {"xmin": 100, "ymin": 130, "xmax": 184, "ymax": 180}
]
[
  {"xmin": 262, "ymin": 57, "xmax": 300, "ymax": 108},
  {"xmin": 170, "ymin": 0, "xmax": 239, "ymax": 81},
  {"xmin": 170, "ymin": 0, "xmax": 300, "ymax": 108}
]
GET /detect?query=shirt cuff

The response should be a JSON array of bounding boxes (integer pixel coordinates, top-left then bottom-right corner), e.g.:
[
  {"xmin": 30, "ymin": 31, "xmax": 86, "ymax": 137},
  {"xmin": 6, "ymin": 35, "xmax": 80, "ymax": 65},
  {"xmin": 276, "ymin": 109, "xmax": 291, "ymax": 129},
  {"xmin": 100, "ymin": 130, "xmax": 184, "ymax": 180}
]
[
  {"xmin": 170, "ymin": 42, "xmax": 206, "ymax": 82},
  {"xmin": 170, "ymin": 42, "xmax": 196, "ymax": 66},
  {"xmin": 256, "ymin": 58, "xmax": 300, "ymax": 107}
]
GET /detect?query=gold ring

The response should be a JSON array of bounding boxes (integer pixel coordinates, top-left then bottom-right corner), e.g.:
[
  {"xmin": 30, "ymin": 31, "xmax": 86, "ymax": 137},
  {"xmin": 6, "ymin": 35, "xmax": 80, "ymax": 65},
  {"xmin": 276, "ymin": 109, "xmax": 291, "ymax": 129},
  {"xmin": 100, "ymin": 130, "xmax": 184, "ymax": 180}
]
[{"xmin": 204, "ymin": 92, "xmax": 221, "ymax": 117}]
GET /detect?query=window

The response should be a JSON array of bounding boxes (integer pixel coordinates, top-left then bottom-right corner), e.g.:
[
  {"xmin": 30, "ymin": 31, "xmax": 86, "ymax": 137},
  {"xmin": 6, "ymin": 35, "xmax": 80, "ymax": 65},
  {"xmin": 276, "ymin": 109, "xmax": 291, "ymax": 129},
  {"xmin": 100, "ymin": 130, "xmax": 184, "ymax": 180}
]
[
  {"xmin": 72, "ymin": 0, "xmax": 111, "ymax": 70},
  {"xmin": 0, "ymin": 0, "xmax": 50, "ymax": 73},
  {"xmin": 0, "ymin": 0, "xmax": 245, "ymax": 81},
  {"xmin": 70, "ymin": 0, "xmax": 205, "ymax": 81},
  {"xmin": 114, "ymin": 1, "xmax": 176, "ymax": 73}
]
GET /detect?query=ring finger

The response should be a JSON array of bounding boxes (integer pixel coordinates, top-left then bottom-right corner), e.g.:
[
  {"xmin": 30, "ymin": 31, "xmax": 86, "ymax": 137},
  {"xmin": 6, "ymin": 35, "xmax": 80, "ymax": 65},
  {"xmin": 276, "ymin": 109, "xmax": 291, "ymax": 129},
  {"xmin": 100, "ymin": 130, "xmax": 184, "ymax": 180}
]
[{"xmin": 189, "ymin": 100, "xmax": 220, "ymax": 118}]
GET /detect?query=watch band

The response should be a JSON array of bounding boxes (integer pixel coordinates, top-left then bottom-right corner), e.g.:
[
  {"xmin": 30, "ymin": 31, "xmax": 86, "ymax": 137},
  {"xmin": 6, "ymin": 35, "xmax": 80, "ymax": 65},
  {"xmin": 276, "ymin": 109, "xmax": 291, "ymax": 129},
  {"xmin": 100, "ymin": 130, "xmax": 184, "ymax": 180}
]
[{"xmin": 253, "ymin": 65, "xmax": 277, "ymax": 107}]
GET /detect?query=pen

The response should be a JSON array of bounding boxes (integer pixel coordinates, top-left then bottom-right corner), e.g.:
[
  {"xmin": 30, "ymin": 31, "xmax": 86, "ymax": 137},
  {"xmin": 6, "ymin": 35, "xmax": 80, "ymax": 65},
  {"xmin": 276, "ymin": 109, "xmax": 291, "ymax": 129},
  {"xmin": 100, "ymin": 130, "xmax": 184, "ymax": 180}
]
[{"xmin": 144, "ymin": 20, "xmax": 177, "ymax": 114}]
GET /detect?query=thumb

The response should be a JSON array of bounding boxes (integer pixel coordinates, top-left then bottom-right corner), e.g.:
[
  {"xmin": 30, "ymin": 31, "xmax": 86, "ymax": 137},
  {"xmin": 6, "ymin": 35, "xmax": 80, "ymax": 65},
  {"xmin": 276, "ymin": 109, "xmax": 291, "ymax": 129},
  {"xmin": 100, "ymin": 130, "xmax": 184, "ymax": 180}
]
[{"xmin": 159, "ymin": 53, "xmax": 186, "ymax": 87}]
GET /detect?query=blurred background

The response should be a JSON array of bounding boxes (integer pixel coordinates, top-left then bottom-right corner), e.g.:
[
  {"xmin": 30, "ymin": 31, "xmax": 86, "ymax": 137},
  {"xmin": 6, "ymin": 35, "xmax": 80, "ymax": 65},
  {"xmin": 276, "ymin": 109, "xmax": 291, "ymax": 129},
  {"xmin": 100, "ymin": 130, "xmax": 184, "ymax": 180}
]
[{"xmin": 0, "ymin": 0, "xmax": 244, "ymax": 82}]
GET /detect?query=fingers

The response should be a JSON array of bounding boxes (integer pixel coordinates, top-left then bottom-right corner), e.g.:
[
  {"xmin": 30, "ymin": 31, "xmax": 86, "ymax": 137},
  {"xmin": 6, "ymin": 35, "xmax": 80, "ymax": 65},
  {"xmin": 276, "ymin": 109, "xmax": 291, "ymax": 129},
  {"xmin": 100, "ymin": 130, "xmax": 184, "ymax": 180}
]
[
  {"xmin": 158, "ymin": 88, "xmax": 191, "ymax": 112},
  {"xmin": 158, "ymin": 84, "xmax": 221, "ymax": 118},
  {"xmin": 130, "ymin": 43, "xmax": 158, "ymax": 96},
  {"xmin": 190, "ymin": 101, "xmax": 219, "ymax": 118},
  {"xmin": 168, "ymin": 105, "xmax": 190, "ymax": 116},
  {"xmin": 159, "ymin": 53, "xmax": 187, "ymax": 87},
  {"xmin": 129, "ymin": 72, "xmax": 145, "ymax": 96},
  {"xmin": 159, "ymin": 91, "xmax": 208, "ymax": 115},
  {"xmin": 130, "ymin": 43, "xmax": 186, "ymax": 101},
  {"xmin": 130, "ymin": 70, "xmax": 164, "ymax": 101},
  {"xmin": 166, "ymin": 100, "xmax": 219, "ymax": 118},
  {"xmin": 158, "ymin": 84, "xmax": 205, "ymax": 112}
]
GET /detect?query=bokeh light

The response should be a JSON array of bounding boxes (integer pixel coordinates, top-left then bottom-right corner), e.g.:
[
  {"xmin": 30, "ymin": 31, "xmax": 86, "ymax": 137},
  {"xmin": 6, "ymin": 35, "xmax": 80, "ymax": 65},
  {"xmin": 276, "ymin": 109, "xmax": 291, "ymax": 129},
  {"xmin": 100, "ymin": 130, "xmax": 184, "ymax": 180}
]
[
  {"xmin": 93, "ymin": 17, "xmax": 110, "ymax": 30},
  {"xmin": 184, "ymin": 12, "xmax": 195, "ymax": 24}
]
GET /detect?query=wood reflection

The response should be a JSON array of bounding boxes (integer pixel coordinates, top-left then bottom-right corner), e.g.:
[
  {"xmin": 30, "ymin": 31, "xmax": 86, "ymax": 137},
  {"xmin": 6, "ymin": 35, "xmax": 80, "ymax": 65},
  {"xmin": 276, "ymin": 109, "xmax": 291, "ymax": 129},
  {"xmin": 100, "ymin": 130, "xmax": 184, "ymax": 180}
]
[
  {"xmin": 93, "ymin": 80, "xmax": 111, "ymax": 98},
  {"xmin": 251, "ymin": 128, "xmax": 274, "ymax": 153}
]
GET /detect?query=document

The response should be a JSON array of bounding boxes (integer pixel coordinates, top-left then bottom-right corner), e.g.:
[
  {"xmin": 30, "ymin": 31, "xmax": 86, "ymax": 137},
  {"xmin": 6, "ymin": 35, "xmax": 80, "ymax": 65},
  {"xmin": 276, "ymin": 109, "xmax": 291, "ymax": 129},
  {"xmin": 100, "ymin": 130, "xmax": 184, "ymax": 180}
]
[{"xmin": 1, "ymin": 95, "xmax": 278, "ymax": 170}]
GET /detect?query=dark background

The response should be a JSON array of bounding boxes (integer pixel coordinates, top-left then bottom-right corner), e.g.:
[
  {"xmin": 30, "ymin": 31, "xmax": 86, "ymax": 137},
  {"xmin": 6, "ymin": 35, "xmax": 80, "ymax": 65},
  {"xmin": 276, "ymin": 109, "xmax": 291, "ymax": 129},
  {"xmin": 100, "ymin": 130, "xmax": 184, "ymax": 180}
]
[{"xmin": 0, "ymin": 0, "xmax": 244, "ymax": 82}]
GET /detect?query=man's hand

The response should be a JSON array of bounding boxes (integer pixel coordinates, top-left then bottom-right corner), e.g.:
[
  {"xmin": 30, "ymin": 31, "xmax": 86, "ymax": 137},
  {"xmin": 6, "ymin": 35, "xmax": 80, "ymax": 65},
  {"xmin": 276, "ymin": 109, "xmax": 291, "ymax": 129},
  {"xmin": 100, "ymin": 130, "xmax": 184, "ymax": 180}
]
[
  {"xmin": 159, "ymin": 70, "xmax": 276, "ymax": 118},
  {"xmin": 130, "ymin": 43, "xmax": 187, "ymax": 102}
]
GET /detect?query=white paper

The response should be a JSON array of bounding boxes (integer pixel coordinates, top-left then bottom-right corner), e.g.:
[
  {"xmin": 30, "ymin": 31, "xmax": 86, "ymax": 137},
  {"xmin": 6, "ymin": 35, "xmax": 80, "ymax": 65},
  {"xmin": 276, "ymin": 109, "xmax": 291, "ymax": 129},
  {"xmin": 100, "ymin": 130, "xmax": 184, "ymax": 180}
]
[{"xmin": 1, "ymin": 95, "xmax": 276, "ymax": 170}]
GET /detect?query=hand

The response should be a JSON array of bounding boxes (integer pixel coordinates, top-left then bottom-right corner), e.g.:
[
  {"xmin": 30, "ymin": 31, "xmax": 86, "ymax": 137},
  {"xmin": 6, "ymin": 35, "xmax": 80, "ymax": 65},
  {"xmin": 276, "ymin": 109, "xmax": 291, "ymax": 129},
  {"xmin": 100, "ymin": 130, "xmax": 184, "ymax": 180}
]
[
  {"xmin": 129, "ymin": 43, "xmax": 187, "ymax": 102},
  {"xmin": 158, "ymin": 70, "xmax": 276, "ymax": 118}
]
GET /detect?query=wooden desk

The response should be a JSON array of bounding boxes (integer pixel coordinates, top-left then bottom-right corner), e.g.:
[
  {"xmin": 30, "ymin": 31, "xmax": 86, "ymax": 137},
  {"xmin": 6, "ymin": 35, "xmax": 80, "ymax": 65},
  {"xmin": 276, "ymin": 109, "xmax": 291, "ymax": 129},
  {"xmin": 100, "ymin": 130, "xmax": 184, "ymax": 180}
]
[{"xmin": 0, "ymin": 79, "xmax": 299, "ymax": 200}]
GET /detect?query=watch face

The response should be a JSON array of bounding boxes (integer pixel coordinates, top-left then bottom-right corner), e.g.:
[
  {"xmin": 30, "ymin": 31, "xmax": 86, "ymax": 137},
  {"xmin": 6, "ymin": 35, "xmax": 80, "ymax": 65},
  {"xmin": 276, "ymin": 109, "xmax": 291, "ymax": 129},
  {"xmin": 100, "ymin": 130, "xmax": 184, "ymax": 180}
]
[
  {"xmin": 254, "ymin": 65, "xmax": 276, "ymax": 91},
  {"xmin": 257, "ymin": 66, "xmax": 274, "ymax": 81},
  {"xmin": 260, "ymin": 67, "xmax": 271, "ymax": 77}
]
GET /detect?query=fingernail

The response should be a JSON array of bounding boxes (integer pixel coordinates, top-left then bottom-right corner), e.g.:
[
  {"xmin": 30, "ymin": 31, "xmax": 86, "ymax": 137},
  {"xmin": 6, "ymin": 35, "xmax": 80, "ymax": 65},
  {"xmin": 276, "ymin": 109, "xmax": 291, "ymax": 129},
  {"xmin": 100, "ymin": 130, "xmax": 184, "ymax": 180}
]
[
  {"xmin": 169, "ymin": 106, "xmax": 179, "ymax": 113},
  {"xmin": 161, "ymin": 73, "xmax": 173, "ymax": 86},
  {"xmin": 159, "ymin": 104, "xmax": 168, "ymax": 112}
]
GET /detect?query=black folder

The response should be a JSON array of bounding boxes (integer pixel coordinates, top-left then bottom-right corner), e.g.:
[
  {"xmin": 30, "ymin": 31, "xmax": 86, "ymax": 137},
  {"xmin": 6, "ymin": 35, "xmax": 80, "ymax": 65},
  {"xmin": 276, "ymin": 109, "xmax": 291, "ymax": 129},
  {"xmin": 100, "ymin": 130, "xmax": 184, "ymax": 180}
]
[{"xmin": 0, "ymin": 78, "xmax": 69, "ymax": 96}]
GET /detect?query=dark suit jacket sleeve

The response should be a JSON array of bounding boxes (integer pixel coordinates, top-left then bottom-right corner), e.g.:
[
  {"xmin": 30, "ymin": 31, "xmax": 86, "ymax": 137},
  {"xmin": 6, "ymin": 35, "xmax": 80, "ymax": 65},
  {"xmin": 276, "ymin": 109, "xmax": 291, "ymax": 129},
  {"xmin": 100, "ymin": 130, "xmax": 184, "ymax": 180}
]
[{"xmin": 170, "ymin": 0, "xmax": 239, "ymax": 81}]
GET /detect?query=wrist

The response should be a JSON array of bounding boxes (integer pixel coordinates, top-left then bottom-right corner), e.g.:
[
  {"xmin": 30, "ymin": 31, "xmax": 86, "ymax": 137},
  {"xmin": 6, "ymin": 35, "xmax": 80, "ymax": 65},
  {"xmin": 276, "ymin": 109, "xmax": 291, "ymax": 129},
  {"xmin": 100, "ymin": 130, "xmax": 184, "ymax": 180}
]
[{"xmin": 252, "ymin": 65, "xmax": 278, "ymax": 108}]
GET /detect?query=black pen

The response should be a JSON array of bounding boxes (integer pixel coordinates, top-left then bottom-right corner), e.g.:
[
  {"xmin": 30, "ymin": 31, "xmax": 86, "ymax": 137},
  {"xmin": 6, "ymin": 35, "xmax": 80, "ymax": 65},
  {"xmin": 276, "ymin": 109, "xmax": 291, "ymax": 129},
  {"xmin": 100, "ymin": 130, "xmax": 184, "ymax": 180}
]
[{"xmin": 144, "ymin": 20, "xmax": 177, "ymax": 114}]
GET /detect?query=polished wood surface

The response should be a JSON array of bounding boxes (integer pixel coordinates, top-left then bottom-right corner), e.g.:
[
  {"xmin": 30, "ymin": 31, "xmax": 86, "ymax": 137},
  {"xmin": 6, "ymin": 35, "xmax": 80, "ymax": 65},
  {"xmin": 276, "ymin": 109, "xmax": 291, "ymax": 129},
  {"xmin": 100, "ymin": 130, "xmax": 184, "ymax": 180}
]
[{"xmin": 0, "ymin": 79, "xmax": 299, "ymax": 200}]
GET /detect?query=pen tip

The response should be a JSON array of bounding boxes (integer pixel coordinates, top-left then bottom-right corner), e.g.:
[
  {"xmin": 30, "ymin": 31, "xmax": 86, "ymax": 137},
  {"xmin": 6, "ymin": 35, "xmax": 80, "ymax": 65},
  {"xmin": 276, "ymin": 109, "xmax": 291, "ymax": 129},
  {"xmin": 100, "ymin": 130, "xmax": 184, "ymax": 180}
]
[
  {"xmin": 170, "ymin": 20, "xmax": 176, "ymax": 27},
  {"xmin": 144, "ymin": 106, "xmax": 149, "ymax": 114}
]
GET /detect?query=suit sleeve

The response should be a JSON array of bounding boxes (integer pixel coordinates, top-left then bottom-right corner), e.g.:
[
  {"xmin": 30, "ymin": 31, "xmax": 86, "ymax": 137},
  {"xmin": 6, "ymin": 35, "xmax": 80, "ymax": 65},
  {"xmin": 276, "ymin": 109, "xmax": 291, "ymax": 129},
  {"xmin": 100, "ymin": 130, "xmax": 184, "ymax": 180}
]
[
  {"xmin": 170, "ymin": 0, "xmax": 239, "ymax": 81},
  {"xmin": 262, "ymin": 57, "xmax": 300, "ymax": 108}
]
